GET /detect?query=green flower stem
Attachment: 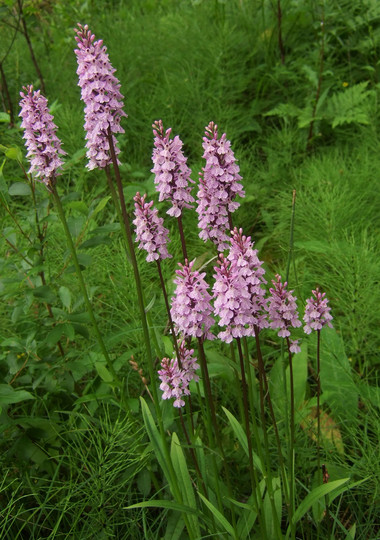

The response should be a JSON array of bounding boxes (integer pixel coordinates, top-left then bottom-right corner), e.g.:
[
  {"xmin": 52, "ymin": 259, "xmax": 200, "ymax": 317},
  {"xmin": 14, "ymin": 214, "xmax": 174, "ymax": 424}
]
[
  {"xmin": 286, "ymin": 337, "xmax": 296, "ymax": 540},
  {"xmin": 176, "ymin": 214, "xmax": 188, "ymax": 261},
  {"xmin": 51, "ymin": 185, "xmax": 117, "ymax": 381},
  {"xmin": 197, "ymin": 339, "xmax": 223, "ymax": 511},
  {"xmin": 106, "ymin": 130, "xmax": 158, "ymax": 404},
  {"xmin": 317, "ymin": 329, "xmax": 321, "ymax": 485},
  {"xmin": 242, "ymin": 337, "xmax": 268, "ymax": 532},
  {"xmin": 105, "ymin": 167, "xmax": 162, "ymax": 360},
  {"xmin": 254, "ymin": 327, "xmax": 287, "ymax": 539},
  {"xmin": 235, "ymin": 338, "xmax": 260, "ymax": 515},
  {"xmin": 155, "ymin": 259, "xmax": 181, "ymax": 363}
]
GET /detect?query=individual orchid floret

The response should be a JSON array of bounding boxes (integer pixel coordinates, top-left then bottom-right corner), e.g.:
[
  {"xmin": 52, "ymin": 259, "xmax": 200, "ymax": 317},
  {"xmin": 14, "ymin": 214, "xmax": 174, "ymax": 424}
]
[
  {"xmin": 268, "ymin": 274, "xmax": 302, "ymax": 353},
  {"xmin": 171, "ymin": 259, "xmax": 215, "ymax": 341},
  {"xmin": 158, "ymin": 342, "xmax": 199, "ymax": 408},
  {"xmin": 196, "ymin": 122, "xmax": 245, "ymax": 251},
  {"xmin": 151, "ymin": 120, "xmax": 195, "ymax": 217},
  {"xmin": 74, "ymin": 23, "xmax": 127, "ymax": 170},
  {"xmin": 133, "ymin": 192, "xmax": 172, "ymax": 262},
  {"xmin": 228, "ymin": 228, "xmax": 268, "ymax": 332},
  {"xmin": 303, "ymin": 288, "xmax": 333, "ymax": 334},
  {"xmin": 19, "ymin": 85, "xmax": 66, "ymax": 187},
  {"xmin": 213, "ymin": 254, "xmax": 254, "ymax": 343}
]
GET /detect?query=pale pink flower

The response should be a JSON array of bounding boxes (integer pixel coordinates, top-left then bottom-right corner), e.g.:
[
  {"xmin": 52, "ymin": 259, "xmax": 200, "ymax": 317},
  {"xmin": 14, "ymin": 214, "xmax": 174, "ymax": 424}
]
[
  {"xmin": 19, "ymin": 85, "xmax": 66, "ymax": 187},
  {"xmin": 74, "ymin": 23, "xmax": 127, "ymax": 170},
  {"xmin": 171, "ymin": 259, "xmax": 214, "ymax": 341},
  {"xmin": 158, "ymin": 342, "xmax": 199, "ymax": 408},
  {"xmin": 196, "ymin": 122, "xmax": 245, "ymax": 251},
  {"xmin": 151, "ymin": 120, "xmax": 194, "ymax": 217},
  {"xmin": 133, "ymin": 192, "xmax": 171, "ymax": 262},
  {"xmin": 303, "ymin": 288, "xmax": 333, "ymax": 334},
  {"xmin": 268, "ymin": 274, "xmax": 302, "ymax": 353}
]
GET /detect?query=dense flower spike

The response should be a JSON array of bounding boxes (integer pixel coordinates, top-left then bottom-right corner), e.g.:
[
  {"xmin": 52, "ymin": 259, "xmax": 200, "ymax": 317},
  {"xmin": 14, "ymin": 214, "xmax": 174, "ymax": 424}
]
[
  {"xmin": 133, "ymin": 192, "xmax": 171, "ymax": 262},
  {"xmin": 158, "ymin": 342, "xmax": 200, "ymax": 408},
  {"xmin": 227, "ymin": 228, "xmax": 268, "ymax": 332},
  {"xmin": 151, "ymin": 120, "xmax": 195, "ymax": 217},
  {"xmin": 19, "ymin": 85, "xmax": 66, "ymax": 187},
  {"xmin": 74, "ymin": 23, "xmax": 127, "ymax": 170},
  {"xmin": 171, "ymin": 259, "xmax": 214, "ymax": 340},
  {"xmin": 196, "ymin": 122, "xmax": 245, "ymax": 251},
  {"xmin": 268, "ymin": 274, "xmax": 302, "ymax": 353},
  {"xmin": 303, "ymin": 288, "xmax": 333, "ymax": 334},
  {"xmin": 213, "ymin": 254, "xmax": 255, "ymax": 343}
]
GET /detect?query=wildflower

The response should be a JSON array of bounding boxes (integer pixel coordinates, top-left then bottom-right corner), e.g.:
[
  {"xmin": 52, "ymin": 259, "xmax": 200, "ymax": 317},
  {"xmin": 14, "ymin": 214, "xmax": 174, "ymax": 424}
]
[
  {"xmin": 171, "ymin": 259, "xmax": 214, "ymax": 341},
  {"xmin": 74, "ymin": 23, "xmax": 127, "ymax": 170},
  {"xmin": 213, "ymin": 254, "xmax": 255, "ymax": 343},
  {"xmin": 151, "ymin": 120, "xmax": 195, "ymax": 217},
  {"xmin": 267, "ymin": 274, "xmax": 302, "ymax": 353},
  {"xmin": 158, "ymin": 342, "xmax": 199, "ymax": 408},
  {"xmin": 133, "ymin": 192, "xmax": 171, "ymax": 262},
  {"xmin": 227, "ymin": 228, "xmax": 268, "ymax": 332},
  {"xmin": 303, "ymin": 288, "xmax": 333, "ymax": 334},
  {"xmin": 19, "ymin": 85, "xmax": 66, "ymax": 187},
  {"xmin": 196, "ymin": 122, "xmax": 245, "ymax": 251}
]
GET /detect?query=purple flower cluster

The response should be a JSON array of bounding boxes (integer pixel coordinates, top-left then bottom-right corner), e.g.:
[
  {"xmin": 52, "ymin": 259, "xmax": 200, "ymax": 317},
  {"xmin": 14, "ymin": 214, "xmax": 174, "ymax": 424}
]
[
  {"xmin": 303, "ymin": 288, "xmax": 333, "ymax": 334},
  {"xmin": 196, "ymin": 122, "xmax": 245, "ymax": 251},
  {"xmin": 151, "ymin": 120, "xmax": 195, "ymax": 217},
  {"xmin": 74, "ymin": 24, "xmax": 127, "ymax": 170},
  {"xmin": 268, "ymin": 274, "xmax": 301, "ymax": 353},
  {"xmin": 170, "ymin": 259, "xmax": 214, "ymax": 341},
  {"xmin": 133, "ymin": 192, "xmax": 171, "ymax": 262},
  {"xmin": 228, "ymin": 228, "xmax": 268, "ymax": 331},
  {"xmin": 158, "ymin": 342, "xmax": 200, "ymax": 408},
  {"xmin": 213, "ymin": 254, "xmax": 255, "ymax": 343},
  {"xmin": 19, "ymin": 85, "xmax": 66, "ymax": 187}
]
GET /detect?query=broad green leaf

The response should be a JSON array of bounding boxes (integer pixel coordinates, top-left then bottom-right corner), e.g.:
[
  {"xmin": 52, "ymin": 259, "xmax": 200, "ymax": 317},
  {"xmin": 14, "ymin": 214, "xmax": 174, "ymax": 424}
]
[
  {"xmin": 346, "ymin": 523, "xmax": 356, "ymax": 539},
  {"xmin": 171, "ymin": 432, "xmax": 200, "ymax": 537},
  {"xmin": 164, "ymin": 510, "xmax": 185, "ymax": 540},
  {"xmin": 5, "ymin": 147, "xmax": 23, "ymax": 161},
  {"xmin": 0, "ymin": 385, "xmax": 35, "ymax": 406},
  {"xmin": 270, "ymin": 344, "xmax": 308, "ymax": 425},
  {"xmin": 320, "ymin": 327, "xmax": 358, "ymax": 420},
  {"xmin": 80, "ymin": 235, "xmax": 111, "ymax": 249},
  {"xmin": 222, "ymin": 406, "xmax": 263, "ymax": 473},
  {"xmin": 263, "ymin": 477, "xmax": 282, "ymax": 539},
  {"xmin": 235, "ymin": 492, "xmax": 258, "ymax": 539},
  {"xmin": 197, "ymin": 491, "xmax": 237, "ymax": 539},
  {"xmin": 32, "ymin": 285, "xmax": 56, "ymax": 304},
  {"xmin": 95, "ymin": 362, "xmax": 113, "ymax": 383},
  {"xmin": 292, "ymin": 478, "xmax": 349, "ymax": 525},
  {"xmin": 91, "ymin": 196, "xmax": 111, "ymax": 216},
  {"xmin": 66, "ymin": 200, "xmax": 88, "ymax": 215},
  {"xmin": 67, "ymin": 215, "xmax": 85, "ymax": 237},
  {"xmin": 8, "ymin": 182, "xmax": 32, "ymax": 196},
  {"xmin": 59, "ymin": 286, "xmax": 72, "ymax": 310},
  {"xmin": 0, "ymin": 112, "xmax": 10, "ymax": 123}
]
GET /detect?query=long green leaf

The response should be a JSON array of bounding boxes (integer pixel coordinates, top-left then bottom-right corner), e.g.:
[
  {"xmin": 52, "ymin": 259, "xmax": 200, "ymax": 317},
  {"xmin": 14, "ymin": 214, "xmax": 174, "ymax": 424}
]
[
  {"xmin": 171, "ymin": 432, "xmax": 200, "ymax": 537},
  {"xmin": 140, "ymin": 397, "xmax": 172, "ymax": 487},
  {"xmin": 292, "ymin": 478, "xmax": 349, "ymax": 525},
  {"xmin": 125, "ymin": 500, "xmax": 197, "ymax": 513},
  {"xmin": 198, "ymin": 491, "xmax": 236, "ymax": 539},
  {"xmin": 222, "ymin": 406, "xmax": 263, "ymax": 473}
]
